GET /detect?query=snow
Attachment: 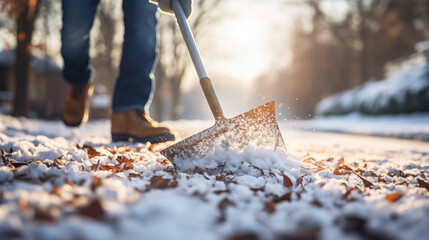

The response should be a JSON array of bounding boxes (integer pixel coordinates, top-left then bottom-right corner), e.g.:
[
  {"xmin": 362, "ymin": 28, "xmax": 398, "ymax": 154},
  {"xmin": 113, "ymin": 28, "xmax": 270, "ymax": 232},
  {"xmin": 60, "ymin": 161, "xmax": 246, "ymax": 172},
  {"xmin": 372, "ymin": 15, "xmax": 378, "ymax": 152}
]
[
  {"xmin": 0, "ymin": 114, "xmax": 429, "ymax": 240},
  {"xmin": 316, "ymin": 60, "xmax": 429, "ymax": 116},
  {"xmin": 298, "ymin": 112, "xmax": 429, "ymax": 141},
  {"xmin": 0, "ymin": 48, "xmax": 61, "ymax": 74}
]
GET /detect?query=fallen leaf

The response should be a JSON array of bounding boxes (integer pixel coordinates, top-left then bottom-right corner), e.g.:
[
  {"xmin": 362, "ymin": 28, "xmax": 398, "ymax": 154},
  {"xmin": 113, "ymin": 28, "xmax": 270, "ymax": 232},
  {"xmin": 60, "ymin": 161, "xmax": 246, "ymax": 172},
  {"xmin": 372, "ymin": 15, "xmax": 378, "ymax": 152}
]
[
  {"xmin": 250, "ymin": 187, "xmax": 265, "ymax": 192},
  {"xmin": 128, "ymin": 173, "xmax": 141, "ymax": 179},
  {"xmin": 417, "ymin": 178, "xmax": 429, "ymax": 190},
  {"xmin": 265, "ymin": 201, "xmax": 276, "ymax": 214},
  {"xmin": 385, "ymin": 192, "xmax": 403, "ymax": 203},
  {"xmin": 123, "ymin": 161, "xmax": 133, "ymax": 170},
  {"xmin": 35, "ymin": 210, "xmax": 56, "ymax": 223},
  {"xmin": 78, "ymin": 198, "xmax": 105, "ymax": 220},
  {"xmin": 90, "ymin": 160, "xmax": 100, "ymax": 171},
  {"xmin": 85, "ymin": 145, "xmax": 100, "ymax": 158},
  {"xmin": 283, "ymin": 174, "xmax": 293, "ymax": 187},
  {"xmin": 103, "ymin": 145, "xmax": 116, "ymax": 154},
  {"xmin": 149, "ymin": 176, "xmax": 178, "ymax": 189},
  {"xmin": 91, "ymin": 176, "xmax": 101, "ymax": 192},
  {"xmin": 302, "ymin": 156, "xmax": 325, "ymax": 172},
  {"xmin": 99, "ymin": 164, "xmax": 121, "ymax": 172},
  {"xmin": 116, "ymin": 155, "xmax": 131, "ymax": 164},
  {"xmin": 218, "ymin": 198, "xmax": 235, "ymax": 212},
  {"xmin": 277, "ymin": 228, "xmax": 320, "ymax": 240},
  {"xmin": 1, "ymin": 149, "xmax": 10, "ymax": 165},
  {"xmin": 296, "ymin": 174, "xmax": 307, "ymax": 187},
  {"xmin": 333, "ymin": 159, "xmax": 354, "ymax": 175},
  {"xmin": 334, "ymin": 159, "xmax": 374, "ymax": 188},
  {"xmin": 54, "ymin": 155, "xmax": 64, "ymax": 166},
  {"xmin": 358, "ymin": 175, "xmax": 374, "ymax": 189},
  {"xmin": 228, "ymin": 233, "xmax": 259, "ymax": 240},
  {"xmin": 343, "ymin": 187, "xmax": 359, "ymax": 200},
  {"xmin": 272, "ymin": 192, "xmax": 292, "ymax": 203},
  {"xmin": 214, "ymin": 189, "xmax": 230, "ymax": 195},
  {"xmin": 158, "ymin": 159, "xmax": 170, "ymax": 166},
  {"xmin": 52, "ymin": 186, "xmax": 61, "ymax": 196},
  {"xmin": 193, "ymin": 166, "xmax": 204, "ymax": 175}
]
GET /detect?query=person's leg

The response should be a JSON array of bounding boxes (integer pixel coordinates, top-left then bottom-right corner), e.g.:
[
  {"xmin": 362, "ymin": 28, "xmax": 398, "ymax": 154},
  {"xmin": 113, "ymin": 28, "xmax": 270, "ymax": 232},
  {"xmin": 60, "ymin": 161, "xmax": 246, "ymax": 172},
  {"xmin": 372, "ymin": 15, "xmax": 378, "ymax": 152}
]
[
  {"xmin": 61, "ymin": 0, "xmax": 99, "ymax": 86},
  {"xmin": 61, "ymin": 0, "xmax": 99, "ymax": 127},
  {"xmin": 110, "ymin": 0, "xmax": 174, "ymax": 143},
  {"xmin": 112, "ymin": 0, "xmax": 158, "ymax": 112}
]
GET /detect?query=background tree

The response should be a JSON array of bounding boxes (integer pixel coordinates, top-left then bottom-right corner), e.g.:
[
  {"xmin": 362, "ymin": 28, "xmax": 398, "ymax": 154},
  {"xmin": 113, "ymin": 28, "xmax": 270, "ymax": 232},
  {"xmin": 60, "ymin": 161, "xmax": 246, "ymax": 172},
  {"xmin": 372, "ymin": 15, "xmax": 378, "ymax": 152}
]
[
  {"xmin": 257, "ymin": 0, "xmax": 429, "ymax": 118},
  {"xmin": 2, "ymin": 0, "xmax": 41, "ymax": 117},
  {"xmin": 151, "ymin": 0, "xmax": 225, "ymax": 121}
]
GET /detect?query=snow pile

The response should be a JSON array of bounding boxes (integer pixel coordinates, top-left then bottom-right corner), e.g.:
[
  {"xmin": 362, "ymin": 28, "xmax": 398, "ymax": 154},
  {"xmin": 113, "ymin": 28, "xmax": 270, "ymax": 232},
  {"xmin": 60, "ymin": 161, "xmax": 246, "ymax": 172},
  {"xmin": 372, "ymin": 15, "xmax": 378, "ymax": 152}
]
[
  {"xmin": 1, "ymin": 114, "xmax": 429, "ymax": 240},
  {"xmin": 316, "ymin": 63, "xmax": 429, "ymax": 115}
]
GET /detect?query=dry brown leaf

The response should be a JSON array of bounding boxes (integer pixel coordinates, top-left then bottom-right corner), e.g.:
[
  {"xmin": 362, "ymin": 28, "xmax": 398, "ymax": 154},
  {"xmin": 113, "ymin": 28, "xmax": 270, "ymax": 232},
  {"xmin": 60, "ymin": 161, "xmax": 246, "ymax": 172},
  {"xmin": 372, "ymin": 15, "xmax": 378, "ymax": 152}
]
[
  {"xmin": 99, "ymin": 164, "xmax": 121, "ymax": 172},
  {"xmin": 52, "ymin": 186, "xmax": 61, "ymax": 196},
  {"xmin": 128, "ymin": 173, "xmax": 141, "ymax": 179},
  {"xmin": 296, "ymin": 175, "xmax": 307, "ymax": 187},
  {"xmin": 103, "ymin": 145, "xmax": 116, "ymax": 154},
  {"xmin": 90, "ymin": 160, "xmax": 100, "ymax": 171},
  {"xmin": 385, "ymin": 192, "xmax": 403, "ymax": 203},
  {"xmin": 85, "ymin": 145, "xmax": 100, "ymax": 158},
  {"xmin": 1, "ymin": 149, "xmax": 11, "ymax": 165},
  {"xmin": 333, "ymin": 159, "xmax": 354, "ymax": 175},
  {"xmin": 272, "ymin": 192, "xmax": 292, "ymax": 203},
  {"xmin": 228, "ymin": 233, "xmax": 260, "ymax": 240},
  {"xmin": 149, "ymin": 176, "xmax": 178, "ymax": 189},
  {"xmin": 116, "ymin": 155, "xmax": 131, "ymax": 164},
  {"xmin": 158, "ymin": 159, "xmax": 170, "ymax": 166},
  {"xmin": 91, "ymin": 176, "xmax": 101, "ymax": 192},
  {"xmin": 218, "ymin": 198, "xmax": 235, "ymax": 211},
  {"xmin": 123, "ymin": 161, "xmax": 133, "ymax": 170},
  {"xmin": 265, "ymin": 201, "xmax": 276, "ymax": 214},
  {"xmin": 417, "ymin": 178, "xmax": 429, "ymax": 190},
  {"xmin": 283, "ymin": 174, "xmax": 293, "ymax": 187},
  {"xmin": 78, "ymin": 198, "xmax": 105, "ymax": 220},
  {"xmin": 54, "ymin": 156, "xmax": 64, "ymax": 166},
  {"xmin": 35, "ymin": 210, "xmax": 56, "ymax": 223},
  {"xmin": 334, "ymin": 159, "xmax": 374, "ymax": 189},
  {"xmin": 193, "ymin": 166, "xmax": 204, "ymax": 175}
]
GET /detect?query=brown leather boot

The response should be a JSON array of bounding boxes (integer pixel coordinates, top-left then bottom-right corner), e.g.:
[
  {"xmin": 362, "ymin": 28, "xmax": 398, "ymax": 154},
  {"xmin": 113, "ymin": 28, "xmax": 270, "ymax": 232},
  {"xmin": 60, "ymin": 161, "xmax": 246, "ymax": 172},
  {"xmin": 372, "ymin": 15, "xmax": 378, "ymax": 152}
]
[
  {"xmin": 62, "ymin": 81, "xmax": 94, "ymax": 127},
  {"xmin": 111, "ymin": 110, "xmax": 175, "ymax": 143}
]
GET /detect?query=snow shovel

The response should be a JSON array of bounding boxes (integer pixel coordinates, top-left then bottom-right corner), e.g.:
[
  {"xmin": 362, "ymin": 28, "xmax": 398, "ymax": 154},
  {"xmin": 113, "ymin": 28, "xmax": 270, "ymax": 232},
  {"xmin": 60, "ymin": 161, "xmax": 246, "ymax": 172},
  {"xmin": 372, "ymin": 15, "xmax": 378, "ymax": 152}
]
[{"xmin": 161, "ymin": 0, "xmax": 287, "ymax": 165}]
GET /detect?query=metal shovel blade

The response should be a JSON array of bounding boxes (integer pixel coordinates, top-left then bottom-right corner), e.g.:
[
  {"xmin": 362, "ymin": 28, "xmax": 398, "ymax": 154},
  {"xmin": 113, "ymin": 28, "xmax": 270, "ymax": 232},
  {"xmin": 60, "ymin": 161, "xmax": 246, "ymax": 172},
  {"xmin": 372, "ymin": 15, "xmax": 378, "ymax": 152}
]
[{"xmin": 161, "ymin": 101, "xmax": 286, "ymax": 166}]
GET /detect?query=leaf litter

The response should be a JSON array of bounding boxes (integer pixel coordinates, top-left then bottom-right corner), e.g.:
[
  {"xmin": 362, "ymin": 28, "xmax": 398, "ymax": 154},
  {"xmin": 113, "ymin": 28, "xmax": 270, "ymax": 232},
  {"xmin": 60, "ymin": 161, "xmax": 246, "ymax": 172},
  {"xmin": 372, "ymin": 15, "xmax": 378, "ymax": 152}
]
[{"xmin": 0, "ymin": 115, "xmax": 428, "ymax": 240}]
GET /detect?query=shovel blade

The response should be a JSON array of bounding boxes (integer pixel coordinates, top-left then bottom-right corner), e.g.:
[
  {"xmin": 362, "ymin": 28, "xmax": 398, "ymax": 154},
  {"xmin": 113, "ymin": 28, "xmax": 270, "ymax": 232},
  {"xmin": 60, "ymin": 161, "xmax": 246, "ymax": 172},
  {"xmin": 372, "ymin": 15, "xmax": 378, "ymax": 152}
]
[{"xmin": 161, "ymin": 101, "xmax": 286, "ymax": 165}]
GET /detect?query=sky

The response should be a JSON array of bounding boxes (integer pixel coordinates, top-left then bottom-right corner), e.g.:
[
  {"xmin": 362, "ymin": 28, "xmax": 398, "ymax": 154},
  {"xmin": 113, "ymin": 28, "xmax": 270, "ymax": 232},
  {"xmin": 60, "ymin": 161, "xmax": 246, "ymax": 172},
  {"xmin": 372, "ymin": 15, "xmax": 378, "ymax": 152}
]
[{"xmin": 182, "ymin": 0, "xmax": 310, "ymax": 92}]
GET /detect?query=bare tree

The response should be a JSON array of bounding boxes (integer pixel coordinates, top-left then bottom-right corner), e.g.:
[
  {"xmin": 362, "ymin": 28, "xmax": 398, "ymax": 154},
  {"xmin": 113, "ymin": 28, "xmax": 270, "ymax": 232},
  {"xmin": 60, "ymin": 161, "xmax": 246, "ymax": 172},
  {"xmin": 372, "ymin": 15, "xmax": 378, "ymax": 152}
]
[
  {"xmin": 2, "ymin": 0, "xmax": 41, "ymax": 116},
  {"xmin": 151, "ymin": 0, "xmax": 225, "ymax": 121}
]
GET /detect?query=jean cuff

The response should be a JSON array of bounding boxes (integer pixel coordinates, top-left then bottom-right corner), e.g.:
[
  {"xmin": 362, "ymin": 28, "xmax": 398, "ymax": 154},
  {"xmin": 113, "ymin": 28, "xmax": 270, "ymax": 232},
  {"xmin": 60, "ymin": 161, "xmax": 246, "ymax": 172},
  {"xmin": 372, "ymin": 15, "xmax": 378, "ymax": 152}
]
[{"xmin": 112, "ymin": 104, "xmax": 147, "ymax": 113}]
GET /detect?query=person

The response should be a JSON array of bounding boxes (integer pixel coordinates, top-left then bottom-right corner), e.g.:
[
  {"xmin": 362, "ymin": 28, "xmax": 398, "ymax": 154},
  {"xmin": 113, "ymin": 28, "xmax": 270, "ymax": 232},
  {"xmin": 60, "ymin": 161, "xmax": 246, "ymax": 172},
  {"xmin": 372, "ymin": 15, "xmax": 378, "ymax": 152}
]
[{"xmin": 60, "ymin": 0, "xmax": 191, "ymax": 143}]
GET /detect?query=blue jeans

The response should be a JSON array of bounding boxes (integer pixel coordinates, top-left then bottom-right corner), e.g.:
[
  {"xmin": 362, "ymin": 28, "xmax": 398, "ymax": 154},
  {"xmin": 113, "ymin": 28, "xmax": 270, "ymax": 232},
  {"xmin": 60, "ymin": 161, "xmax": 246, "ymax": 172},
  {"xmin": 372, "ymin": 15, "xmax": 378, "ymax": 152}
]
[{"xmin": 61, "ymin": 0, "xmax": 158, "ymax": 113}]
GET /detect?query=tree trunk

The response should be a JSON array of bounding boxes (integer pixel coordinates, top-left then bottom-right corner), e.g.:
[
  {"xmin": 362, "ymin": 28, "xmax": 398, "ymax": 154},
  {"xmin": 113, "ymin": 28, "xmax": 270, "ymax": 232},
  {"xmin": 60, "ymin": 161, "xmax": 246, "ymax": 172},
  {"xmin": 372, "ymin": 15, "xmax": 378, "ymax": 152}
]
[{"xmin": 13, "ymin": 0, "xmax": 39, "ymax": 117}]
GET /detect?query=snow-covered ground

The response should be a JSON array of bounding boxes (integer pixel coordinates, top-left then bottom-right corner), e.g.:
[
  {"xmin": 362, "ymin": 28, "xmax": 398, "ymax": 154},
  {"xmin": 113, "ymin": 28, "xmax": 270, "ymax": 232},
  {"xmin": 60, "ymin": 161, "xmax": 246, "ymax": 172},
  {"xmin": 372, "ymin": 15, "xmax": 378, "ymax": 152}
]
[
  {"xmin": 1, "ymin": 114, "xmax": 429, "ymax": 240},
  {"xmin": 297, "ymin": 112, "xmax": 429, "ymax": 141}
]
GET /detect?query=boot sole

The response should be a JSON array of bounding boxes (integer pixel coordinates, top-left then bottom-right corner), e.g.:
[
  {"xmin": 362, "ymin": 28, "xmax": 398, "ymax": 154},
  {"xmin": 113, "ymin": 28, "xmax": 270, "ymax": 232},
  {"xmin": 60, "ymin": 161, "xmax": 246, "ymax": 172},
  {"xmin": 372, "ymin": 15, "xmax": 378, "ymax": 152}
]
[{"xmin": 111, "ymin": 132, "xmax": 175, "ymax": 144}]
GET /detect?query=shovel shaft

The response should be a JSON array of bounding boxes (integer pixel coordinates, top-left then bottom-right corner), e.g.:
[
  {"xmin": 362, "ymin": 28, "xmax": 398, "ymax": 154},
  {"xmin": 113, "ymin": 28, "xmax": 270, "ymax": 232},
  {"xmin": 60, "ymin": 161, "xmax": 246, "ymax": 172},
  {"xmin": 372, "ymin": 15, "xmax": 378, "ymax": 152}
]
[
  {"xmin": 200, "ymin": 77, "xmax": 224, "ymax": 121},
  {"xmin": 173, "ymin": 0, "xmax": 224, "ymax": 121}
]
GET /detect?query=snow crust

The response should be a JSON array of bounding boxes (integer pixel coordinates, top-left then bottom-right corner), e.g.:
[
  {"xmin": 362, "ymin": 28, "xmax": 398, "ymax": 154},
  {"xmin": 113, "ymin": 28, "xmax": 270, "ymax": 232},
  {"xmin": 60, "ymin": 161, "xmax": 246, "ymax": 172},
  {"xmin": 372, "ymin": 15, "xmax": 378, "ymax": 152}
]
[{"xmin": 0, "ymin": 115, "xmax": 429, "ymax": 240}]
